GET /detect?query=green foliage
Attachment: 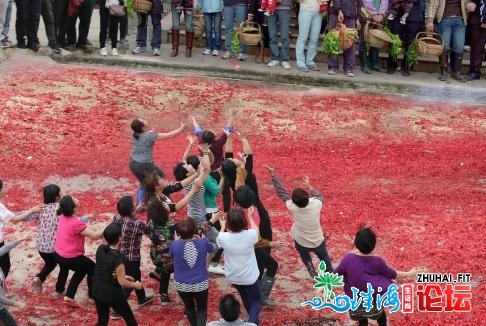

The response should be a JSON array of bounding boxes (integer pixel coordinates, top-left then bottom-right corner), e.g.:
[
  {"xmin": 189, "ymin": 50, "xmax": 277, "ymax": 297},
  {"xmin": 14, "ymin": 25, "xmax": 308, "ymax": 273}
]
[
  {"xmin": 126, "ymin": 0, "xmax": 135, "ymax": 19},
  {"xmin": 406, "ymin": 42, "xmax": 417, "ymax": 66},
  {"xmin": 319, "ymin": 32, "xmax": 340, "ymax": 57},
  {"xmin": 384, "ymin": 27, "xmax": 402, "ymax": 59},
  {"xmin": 230, "ymin": 30, "xmax": 240, "ymax": 54}
]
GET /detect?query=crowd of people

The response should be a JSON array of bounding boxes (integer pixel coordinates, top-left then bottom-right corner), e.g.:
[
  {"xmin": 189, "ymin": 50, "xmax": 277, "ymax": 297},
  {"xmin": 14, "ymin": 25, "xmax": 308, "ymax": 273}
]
[
  {"xmin": 0, "ymin": 109, "xmax": 426, "ymax": 326},
  {"xmin": 0, "ymin": 0, "xmax": 485, "ymax": 80}
]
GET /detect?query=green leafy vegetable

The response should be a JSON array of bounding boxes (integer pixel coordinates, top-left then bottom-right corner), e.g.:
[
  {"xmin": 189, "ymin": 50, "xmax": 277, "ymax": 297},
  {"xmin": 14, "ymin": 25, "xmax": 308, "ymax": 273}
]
[
  {"xmin": 230, "ymin": 29, "xmax": 240, "ymax": 54},
  {"xmin": 406, "ymin": 42, "xmax": 417, "ymax": 66},
  {"xmin": 384, "ymin": 27, "xmax": 402, "ymax": 59},
  {"xmin": 319, "ymin": 32, "xmax": 340, "ymax": 57},
  {"xmin": 126, "ymin": 0, "xmax": 135, "ymax": 19}
]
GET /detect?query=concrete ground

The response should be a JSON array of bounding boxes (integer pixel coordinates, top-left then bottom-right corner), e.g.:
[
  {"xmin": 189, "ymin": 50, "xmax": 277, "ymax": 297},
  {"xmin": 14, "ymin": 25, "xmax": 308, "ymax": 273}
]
[{"xmin": 2, "ymin": 6, "xmax": 486, "ymax": 100}]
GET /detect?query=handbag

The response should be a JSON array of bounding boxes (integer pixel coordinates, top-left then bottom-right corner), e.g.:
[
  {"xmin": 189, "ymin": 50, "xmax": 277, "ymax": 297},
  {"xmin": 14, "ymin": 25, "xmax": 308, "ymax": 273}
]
[{"xmin": 109, "ymin": 4, "xmax": 126, "ymax": 16}]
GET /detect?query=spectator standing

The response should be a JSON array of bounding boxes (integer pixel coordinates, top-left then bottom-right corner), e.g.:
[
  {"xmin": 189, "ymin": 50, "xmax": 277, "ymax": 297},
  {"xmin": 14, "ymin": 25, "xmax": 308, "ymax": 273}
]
[
  {"xmin": 197, "ymin": 0, "xmax": 224, "ymax": 56},
  {"xmin": 295, "ymin": 0, "xmax": 325, "ymax": 72},
  {"xmin": 222, "ymin": 0, "xmax": 249, "ymax": 60},
  {"xmin": 133, "ymin": 0, "xmax": 163, "ymax": 56},
  {"xmin": 171, "ymin": 0, "xmax": 195, "ymax": 57},
  {"xmin": 465, "ymin": 0, "xmax": 485, "ymax": 80},
  {"xmin": 266, "ymin": 0, "xmax": 292, "ymax": 69}
]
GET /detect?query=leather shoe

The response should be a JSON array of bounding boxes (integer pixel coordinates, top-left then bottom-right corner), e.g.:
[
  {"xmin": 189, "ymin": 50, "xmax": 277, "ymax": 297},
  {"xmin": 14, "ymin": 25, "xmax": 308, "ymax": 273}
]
[{"xmin": 464, "ymin": 72, "xmax": 480, "ymax": 81}]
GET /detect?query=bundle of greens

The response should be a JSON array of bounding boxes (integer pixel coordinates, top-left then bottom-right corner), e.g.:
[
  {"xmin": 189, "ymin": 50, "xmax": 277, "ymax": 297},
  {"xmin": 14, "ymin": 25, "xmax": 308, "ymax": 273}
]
[
  {"xmin": 320, "ymin": 32, "xmax": 340, "ymax": 56},
  {"xmin": 406, "ymin": 42, "xmax": 417, "ymax": 66},
  {"xmin": 384, "ymin": 27, "xmax": 402, "ymax": 59},
  {"xmin": 126, "ymin": 0, "xmax": 135, "ymax": 18},
  {"xmin": 231, "ymin": 30, "xmax": 240, "ymax": 54}
]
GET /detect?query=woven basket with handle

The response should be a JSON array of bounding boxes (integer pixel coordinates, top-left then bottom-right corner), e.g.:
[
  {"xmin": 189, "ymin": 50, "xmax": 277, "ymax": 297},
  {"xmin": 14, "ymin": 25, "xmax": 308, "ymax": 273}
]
[
  {"xmin": 364, "ymin": 21, "xmax": 391, "ymax": 49},
  {"xmin": 415, "ymin": 32, "xmax": 444, "ymax": 56},
  {"xmin": 330, "ymin": 23, "xmax": 358, "ymax": 50},
  {"xmin": 238, "ymin": 21, "xmax": 261, "ymax": 46},
  {"xmin": 134, "ymin": 0, "xmax": 152, "ymax": 14}
]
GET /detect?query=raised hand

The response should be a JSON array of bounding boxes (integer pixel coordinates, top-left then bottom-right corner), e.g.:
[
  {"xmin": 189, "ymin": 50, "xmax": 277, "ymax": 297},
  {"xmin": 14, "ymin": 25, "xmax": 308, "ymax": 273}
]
[
  {"xmin": 302, "ymin": 176, "xmax": 310, "ymax": 187},
  {"xmin": 187, "ymin": 135, "xmax": 196, "ymax": 145},
  {"xmin": 263, "ymin": 165, "xmax": 276, "ymax": 176}
]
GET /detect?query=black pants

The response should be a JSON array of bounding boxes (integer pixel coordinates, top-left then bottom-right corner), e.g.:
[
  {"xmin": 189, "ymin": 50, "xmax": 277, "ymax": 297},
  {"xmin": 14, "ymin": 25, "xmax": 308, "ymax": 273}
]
[
  {"xmin": 120, "ymin": 12, "xmax": 128, "ymax": 40},
  {"xmin": 468, "ymin": 23, "xmax": 486, "ymax": 75},
  {"xmin": 55, "ymin": 253, "xmax": 95, "ymax": 299},
  {"xmin": 53, "ymin": 0, "xmax": 69, "ymax": 46},
  {"xmin": 294, "ymin": 240, "xmax": 333, "ymax": 278},
  {"xmin": 15, "ymin": 0, "xmax": 26, "ymax": 42},
  {"xmin": 129, "ymin": 160, "xmax": 165, "ymax": 184},
  {"xmin": 255, "ymin": 247, "xmax": 278, "ymax": 278},
  {"xmin": 123, "ymin": 260, "xmax": 147, "ymax": 303},
  {"xmin": 41, "ymin": 0, "xmax": 57, "ymax": 46},
  {"xmin": 99, "ymin": 8, "xmax": 122, "ymax": 48},
  {"xmin": 95, "ymin": 298, "xmax": 137, "ymax": 326},
  {"xmin": 358, "ymin": 311, "xmax": 387, "ymax": 326},
  {"xmin": 16, "ymin": 0, "xmax": 41, "ymax": 44},
  {"xmin": 37, "ymin": 251, "xmax": 69, "ymax": 293},
  {"xmin": 177, "ymin": 289, "xmax": 208, "ymax": 326},
  {"xmin": 67, "ymin": 0, "xmax": 95, "ymax": 47},
  {"xmin": 0, "ymin": 242, "xmax": 11, "ymax": 278},
  {"xmin": 389, "ymin": 18, "xmax": 422, "ymax": 68}
]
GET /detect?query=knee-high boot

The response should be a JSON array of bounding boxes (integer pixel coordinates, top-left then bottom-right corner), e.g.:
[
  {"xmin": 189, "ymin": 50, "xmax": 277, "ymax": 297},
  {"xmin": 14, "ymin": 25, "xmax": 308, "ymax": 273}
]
[
  {"xmin": 450, "ymin": 51, "xmax": 466, "ymax": 82},
  {"xmin": 387, "ymin": 55, "xmax": 398, "ymax": 74},
  {"xmin": 185, "ymin": 31, "xmax": 194, "ymax": 58},
  {"xmin": 438, "ymin": 50, "xmax": 449, "ymax": 81},
  {"xmin": 369, "ymin": 47, "xmax": 385, "ymax": 72},
  {"xmin": 359, "ymin": 42, "xmax": 371, "ymax": 74},
  {"xmin": 401, "ymin": 53, "xmax": 411, "ymax": 76},
  {"xmin": 171, "ymin": 29, "xmax": 179, "ymax": 57},
  {"xmin": 254, "ymin": 46, "xmax": 263, "ymax": 64}
]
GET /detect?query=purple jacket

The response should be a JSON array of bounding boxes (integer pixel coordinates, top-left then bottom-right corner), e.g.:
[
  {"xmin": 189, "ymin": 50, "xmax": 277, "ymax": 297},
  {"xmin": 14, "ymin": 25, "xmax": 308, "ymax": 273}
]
[{"xmin": 361, "ymin": 0, "xmax": 389, "ymax": 15}]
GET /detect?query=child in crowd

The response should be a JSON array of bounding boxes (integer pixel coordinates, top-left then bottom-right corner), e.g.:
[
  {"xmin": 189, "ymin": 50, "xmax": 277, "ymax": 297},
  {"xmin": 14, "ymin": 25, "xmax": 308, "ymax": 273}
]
[
  {"xmin": 112, "ymin": 196, "xmax": 154, "ymax": 317},
  {"xmin": 0, "ymin": 239, "xmax": 27, "ymax": 326},
  {"xmin": 196, "ymin": 0, "xmax": 224, "ymax": 56},
  {"xmin": 92, "ymin": 223, "xmax": 142, "ymax": 326},
  {"xmin": 207, "ymin": 294, "xmax": 257, "ymax": 326},
  {"xmin": 12, "ymin": 184, "xmax": 69, "ymax": 295},
  {"xmin": 388, "ymin": 0, "xmax": 415, "ymax": 24},
  {"xmin": 334, "ymin": 227, "xmax": 423, "ymax": 326},
  {"xmin": 0, "ymin": 180, "xmax": 41, "ymax": 278}
]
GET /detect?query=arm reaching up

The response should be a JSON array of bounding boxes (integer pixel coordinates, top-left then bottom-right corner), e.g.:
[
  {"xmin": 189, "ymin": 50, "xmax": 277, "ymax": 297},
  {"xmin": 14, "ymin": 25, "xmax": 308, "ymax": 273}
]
[
  {"xmin": 303, "ymin": 176, "xmax": 323, "ymax": 203},
  {"xmin": 157, "ymin": 122, "xmax": 186, "ymax": 140},
  {"xmin": 265, "ymin": 165, "xmax": 291, "ymax": 202}
]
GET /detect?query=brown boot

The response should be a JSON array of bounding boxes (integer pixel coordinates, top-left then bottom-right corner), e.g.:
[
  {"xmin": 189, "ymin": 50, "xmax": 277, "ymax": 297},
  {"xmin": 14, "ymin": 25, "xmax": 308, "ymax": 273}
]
[
  {"xmin": 185, "ymin": 31, "xmax": 194, "ymax": 58},
  {"xmin": 254, "ymin": 47, "xmax": 263, "ymax": 64},
  {"xmin": 262, "ymin": 48, "xmax": 270, "ymax": 64},
  {"xmin": 171, "ymin": 29, "xmax": 179, "ymax": 57}
]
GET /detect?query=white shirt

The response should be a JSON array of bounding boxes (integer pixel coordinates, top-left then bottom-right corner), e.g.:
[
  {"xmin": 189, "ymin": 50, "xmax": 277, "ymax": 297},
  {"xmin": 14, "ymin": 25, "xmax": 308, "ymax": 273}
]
[
  {"xmin": 216, "ymin": 229, "xmax": 259, "ymax": 285},
  {"xmin": 0, "ymin": 203, "xmax": 15, "ymax": 243},
  {"xmin": 286, "ymin": 198, "xmax": 325, "ymax": 248}
]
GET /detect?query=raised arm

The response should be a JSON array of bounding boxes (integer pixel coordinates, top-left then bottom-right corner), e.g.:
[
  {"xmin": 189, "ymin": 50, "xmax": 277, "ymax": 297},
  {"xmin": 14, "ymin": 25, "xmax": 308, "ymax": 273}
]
[
  {"xmin": 183, "ymin": 135, "xmax": 197, "ymax": 162},
  {"xmin": 264, "ymin": 166, "xmax": 291, "ymax": 202},
  {"xmin": 303, "ymin": 176, "xmax": 324, "ymax": 203},
  {"xmin": 174, "ymin": 180, "xmax": 202, "ymax": 211},
  {"xmin": 10, "ymin": 205, "xmax": 42, "ymax": 224},
  {"xmin": 157, "ymin": 122, "xmax": 186, "ymax": 140},
  {"xmin": 238, "ymin": 131, "xmax": 252, "ymax": 154},
  {"xmin": 247, "ymin": 206, "xmax": 260, "ymax": 236},
  {"xmin": 195, "ymin": 144, "xmax": 211, "ymax": 184},
  {"xmin": 225, "ymin": 133, "xmax": 233, "ymax": 156},
  {"xmin": 191, "ymin": 116, "xmax": 203, "ymax": 138},
  {"xmin": 81, "ymin": 222, "xmax": 108, "ymax": 240}
]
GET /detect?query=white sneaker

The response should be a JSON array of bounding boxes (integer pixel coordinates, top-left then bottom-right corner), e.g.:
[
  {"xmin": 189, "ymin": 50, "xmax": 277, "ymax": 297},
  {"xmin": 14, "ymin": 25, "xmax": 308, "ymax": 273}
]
[
  {"xmin": 202, "ymin": 48, "xmax": 212, "ymax": 55},
  {"xmin": 464, "ymin": 45, "xmax": 471, "ymax": 52},
  {"xmin": 346, "ymin": 71, "xmax": 355, "ymax": 77},
  {"xmin": 212, "ymin": 49, "xmax": 219, "ymax": 56},
  {"xmin": 111, "ymin": 48, "xmax": 118, "ymax": 56},
  {"xmin": 267, "ymin": 60, "xmax": 280, "ymax": 67},
  {"xmin": 237, "ymin": 53, "xmax": 246, "ymax": 61},
  {"xmin": 222, "ymin": 51, "xmax": 232, "ymax": 59},
  {"xmin": 153, "ymin": 48, "xmax": 160, "ymax": 56},
  {"xmin": 328, "ymin": 69, "xmax": 336, "ymax": 75},
  {"xmin": 208, "ymin": 263, "xmax": 225, "ymax": 275},
  {"xmin": 281, "ymin": 61, "xmax": 291, "ymax": 69},
  {"xmin": 99, "ymin": 47, "xmax": 107, "ymax": 56},
  {"xmin": 132, "ymin": 46, "xmax": 145, "ymax": 54}
]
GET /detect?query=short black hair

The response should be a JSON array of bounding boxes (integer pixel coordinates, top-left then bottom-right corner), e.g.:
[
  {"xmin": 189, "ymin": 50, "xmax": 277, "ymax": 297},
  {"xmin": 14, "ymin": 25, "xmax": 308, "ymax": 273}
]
[
  {"xmin": 103, "ymin": 222, "xmax": 122, "ymax": 246},
  {"xmin": 219, "ymin": 294, "xmax": 241, "ymax": 322},
  {"xmin": 291, "ymin": 188, "xmax": 309, "ymax": 208},
  {"xmin": 186, "ymin": 155, "xmax": 200, "ymax": 171},
  {"xmin": 57, "ymin": 195, "xmax": 76, "ymax": 216},
  {"xmin": 221, "ymin": 159, "xmax": 237, "ymax": 179},
  {"xmin": 131, "ymin": 118, "xmax": 144, "ymax": 134},
  {"xmin": 227, "ymin": 208, "xmax": 247, "ymax": 232},
  {"xmin": 201, "ymin": 130, "xmax": 216, "ymax": 144},
  {"xmin": 0, "ymin": 180, "xmax": 3, "ymax": 191},
  {"xmin": 43, "ymin": 184, "xmax": 61, "ymax": 204},
  {"xmin": 173, "ymin": 162, "xmax": 189, "ymax": 181},
  {"xmin": 235, "ymin": 186, "xmax": 255, "ymax": 209},
  {"xmin": 176, "ymin": 218, "xmax": 197, "ymax": 240},
  {"xmin": 354, "ymin": 227, "xmax": 377, "ymax": 254},
  {"xmin": 146, "ymin": 199, "xmax": 169, "ymax": 226},
  {"xmin": 117, "ymin": 195, "xmax": 134, "ymax": 217}
]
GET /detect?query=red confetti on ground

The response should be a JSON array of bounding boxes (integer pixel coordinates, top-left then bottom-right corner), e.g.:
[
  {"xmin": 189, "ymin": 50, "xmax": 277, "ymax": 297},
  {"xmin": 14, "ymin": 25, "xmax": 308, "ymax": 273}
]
[{"xmin": 0, "ymin": 62, "xmax": 485, "ymax": 325}]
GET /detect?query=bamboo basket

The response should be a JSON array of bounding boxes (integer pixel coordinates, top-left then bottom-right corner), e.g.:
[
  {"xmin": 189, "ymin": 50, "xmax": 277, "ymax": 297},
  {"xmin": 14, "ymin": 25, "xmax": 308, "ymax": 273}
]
[
  {"xmin": 134, "ymin": 0, "xmax": 152, "ymax": 14},
  {"xmin": 364, "ymin": 21, "xmax": 391, "ymax": 49},
  {"xmin": 238, "ymin": 21, "xmax": 262, "ymax": 46},
  {"xmin": 330, "ymin": 23, "xmax": 358, "ymax": 50},
  {"xmin": 193, "ymin": 14, "xmax": 204, "ymax": 38},
  {"xmin": 415, "ymin": 32, "xmax": 444, "ymax": 56}
]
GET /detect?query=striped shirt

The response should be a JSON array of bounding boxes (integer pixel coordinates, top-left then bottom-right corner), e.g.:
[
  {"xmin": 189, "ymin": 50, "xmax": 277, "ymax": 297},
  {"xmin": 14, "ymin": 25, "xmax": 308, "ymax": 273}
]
[
  {"xmin": 184, "ymin": 182, "xmax": 207, "ymax": 227},
  {"xmin": 113, "ymin": 214, "xmax": 150, "ymax": 261}
]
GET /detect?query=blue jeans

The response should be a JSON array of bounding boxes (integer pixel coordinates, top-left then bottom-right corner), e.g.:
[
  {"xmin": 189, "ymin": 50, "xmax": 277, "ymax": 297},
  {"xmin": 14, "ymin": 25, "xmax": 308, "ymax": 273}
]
[
  {"xmin": 224, "ymin": 5, "xmax": 248, "ymax": 54},
  {"xmin": 438, "ymin": 16, "xmax": 465, "ymax": 53},
  {"xmin": 171, "ymin": 5, "xmax": 193, "ymax": 32},
  {"xmin": 294, "ymin": 240, "xmax": 333, "ymax": 278},
  {"xmin": 136, "ymin": 0, "xmax": 162, "ymax": 49},
  {"xmin": 204, "ymin": 12, "xmax": 222, "ymax": 51},
  {"xmin": 267, "ymin": 9, "xmax": 290, "ymax": 61},
  {"xmin": 295, "ymin": 10, "xmax": 322, "ymax": 68},
  {"xmin": 1, "ymin": 0, "xmax": 13, "ymax": 40},
  {"xmin": 233, "ymin": 280, "xmax": 262, "ymax": 325}
]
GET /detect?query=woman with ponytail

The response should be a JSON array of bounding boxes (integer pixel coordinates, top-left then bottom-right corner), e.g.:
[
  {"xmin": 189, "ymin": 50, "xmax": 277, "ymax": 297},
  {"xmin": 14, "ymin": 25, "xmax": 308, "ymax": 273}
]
[{"xmin": 54, "ymin": 195, "xmax": 107, "ymax": 307}]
